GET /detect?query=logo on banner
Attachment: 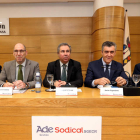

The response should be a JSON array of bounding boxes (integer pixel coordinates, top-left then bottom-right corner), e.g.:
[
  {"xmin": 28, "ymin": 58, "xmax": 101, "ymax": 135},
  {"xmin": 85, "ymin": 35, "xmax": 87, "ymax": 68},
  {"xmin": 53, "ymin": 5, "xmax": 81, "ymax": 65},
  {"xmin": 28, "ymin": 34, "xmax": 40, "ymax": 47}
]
[
  {"xmin": 36, "ymin": 126, "xmax": 97, "ymax": 136},
  {"xmin": 32, "ymin": 116, "xmax": 102, "ymax": 140},
  {"xmin": 0, "ymin": 18, "xmax": 9, "ymax": 35}
]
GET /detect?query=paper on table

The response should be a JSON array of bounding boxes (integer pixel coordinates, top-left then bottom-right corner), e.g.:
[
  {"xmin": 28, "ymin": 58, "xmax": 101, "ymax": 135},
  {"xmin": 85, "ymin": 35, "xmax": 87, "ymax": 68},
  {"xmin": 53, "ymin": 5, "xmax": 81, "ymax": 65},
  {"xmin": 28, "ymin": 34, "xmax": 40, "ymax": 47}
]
[
  {"xmin": 77, "ymin": 89, "xmax": 82, "ymax": 92},
  {"xmin": 13, "ymin": 89, "xmax": 27, "ymax": 93}
]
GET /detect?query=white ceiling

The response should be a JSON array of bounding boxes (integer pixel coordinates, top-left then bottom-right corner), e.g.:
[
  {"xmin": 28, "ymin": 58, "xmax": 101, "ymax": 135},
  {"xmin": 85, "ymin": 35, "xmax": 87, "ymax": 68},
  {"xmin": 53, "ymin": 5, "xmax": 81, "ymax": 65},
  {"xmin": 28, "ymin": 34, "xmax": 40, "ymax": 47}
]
[{"xmin": 0, "ymin": 0, "xmax": 139, "ymax": 4}]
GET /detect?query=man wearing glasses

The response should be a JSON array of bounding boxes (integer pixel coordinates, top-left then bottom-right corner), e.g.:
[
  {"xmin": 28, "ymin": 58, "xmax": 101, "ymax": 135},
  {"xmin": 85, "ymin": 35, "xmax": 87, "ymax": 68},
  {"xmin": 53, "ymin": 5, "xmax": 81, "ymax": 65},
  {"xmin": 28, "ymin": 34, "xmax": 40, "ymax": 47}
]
[{"xmin": 0, "ymin": 43, "xmax": 41, "ymax": 89}]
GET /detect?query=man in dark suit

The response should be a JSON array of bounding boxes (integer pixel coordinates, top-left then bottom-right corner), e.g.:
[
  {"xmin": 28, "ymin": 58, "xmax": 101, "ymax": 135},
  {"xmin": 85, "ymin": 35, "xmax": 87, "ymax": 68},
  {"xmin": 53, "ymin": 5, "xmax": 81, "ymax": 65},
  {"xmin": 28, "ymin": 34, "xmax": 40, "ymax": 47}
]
[
  {"xmin": 0, "ymin": 43, "xmax": 41, "ymax": 89},
  {"xmin": 84, "ymin": 41, "xmax": 128, "ymax": 88},
  {"xmin": 43, "ymin": 43, "xmax": 83, "ymax": 87},
  {"xmin": 133, "ymin": 63, "xmax": 140, "ymax": 86}
]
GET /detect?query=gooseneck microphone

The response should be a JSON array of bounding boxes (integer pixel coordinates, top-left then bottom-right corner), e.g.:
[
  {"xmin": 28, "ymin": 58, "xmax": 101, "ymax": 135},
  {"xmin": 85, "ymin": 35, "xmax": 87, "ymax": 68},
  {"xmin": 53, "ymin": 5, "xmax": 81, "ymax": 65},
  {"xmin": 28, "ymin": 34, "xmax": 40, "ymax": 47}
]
[{"xmin": 101, "ymin": 66, "xmax": 132, "ymax": 87}]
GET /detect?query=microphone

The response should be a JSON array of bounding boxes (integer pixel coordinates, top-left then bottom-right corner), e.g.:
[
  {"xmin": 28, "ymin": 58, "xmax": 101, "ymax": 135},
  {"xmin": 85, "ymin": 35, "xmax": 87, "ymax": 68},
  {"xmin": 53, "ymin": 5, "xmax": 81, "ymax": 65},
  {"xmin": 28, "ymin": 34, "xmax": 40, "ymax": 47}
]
[{"xmin": 101, "ymin": 66, "xmax": 132, "ymax": 87}]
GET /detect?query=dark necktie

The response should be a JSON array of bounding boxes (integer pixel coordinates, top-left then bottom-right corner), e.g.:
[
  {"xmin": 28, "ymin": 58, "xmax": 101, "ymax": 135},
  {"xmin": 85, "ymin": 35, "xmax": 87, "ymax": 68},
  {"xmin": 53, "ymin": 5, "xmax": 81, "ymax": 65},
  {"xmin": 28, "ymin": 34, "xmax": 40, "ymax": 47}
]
[
  {"xmin": 18, "ymin": 65, "xmax": 23, "ymax": 81},
  {"xmin": 61, "ymin": 64, "xmax": 67, "ymax": 81},
  {"xmin": 105, "ymin": 65, "xmax": 110, "ymax": 79}
]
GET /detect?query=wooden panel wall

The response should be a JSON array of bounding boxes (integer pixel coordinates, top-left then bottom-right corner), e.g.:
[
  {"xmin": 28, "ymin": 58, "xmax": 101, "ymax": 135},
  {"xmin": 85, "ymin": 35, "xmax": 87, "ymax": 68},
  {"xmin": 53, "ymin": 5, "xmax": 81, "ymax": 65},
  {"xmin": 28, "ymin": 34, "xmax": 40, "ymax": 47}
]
[
  {"xmin": 0, "ymin": 11, "xmax": 139, "ymax": 82},
  {"xmin": 92, "ymin": 6, "xmax": 124, "ymax": 63},
  {"xmin": 0, "ymin": 17, "xmax": 92, "ymax": 81},
  {"xmin": 129, "ymin": 17, "xmax": 140, "ymax": 73}
]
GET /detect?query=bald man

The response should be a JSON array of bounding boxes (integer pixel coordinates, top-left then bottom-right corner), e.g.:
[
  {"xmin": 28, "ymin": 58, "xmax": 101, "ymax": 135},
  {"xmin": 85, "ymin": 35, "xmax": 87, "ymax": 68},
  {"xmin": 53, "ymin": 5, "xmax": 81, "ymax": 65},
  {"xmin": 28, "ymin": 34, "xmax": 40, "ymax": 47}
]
[{"xmin": 0, "ymin": 43, "xmax": 41, "ymax": 89}]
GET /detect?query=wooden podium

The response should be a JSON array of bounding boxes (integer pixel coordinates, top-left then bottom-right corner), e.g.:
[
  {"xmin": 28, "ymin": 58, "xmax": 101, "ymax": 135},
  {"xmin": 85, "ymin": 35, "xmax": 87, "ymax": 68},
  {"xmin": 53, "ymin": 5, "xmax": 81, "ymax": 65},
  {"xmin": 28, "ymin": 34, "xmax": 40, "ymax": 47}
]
[{"xmin": 0, "ymin": 87, "xmax": 140, "ymax": 140}]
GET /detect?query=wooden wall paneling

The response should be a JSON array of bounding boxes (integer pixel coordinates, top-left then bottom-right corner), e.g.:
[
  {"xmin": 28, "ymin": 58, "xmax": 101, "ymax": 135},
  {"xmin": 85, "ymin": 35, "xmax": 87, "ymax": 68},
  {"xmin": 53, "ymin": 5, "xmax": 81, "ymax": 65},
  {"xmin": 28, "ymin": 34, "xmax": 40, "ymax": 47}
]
[
  {"xmin": 40, "ymin": 70, "xmax": 46, "ymax": 82},
  {"xmin": 0, "ymin": 54, "xmax": 12, "ymax": 67},
  {"xmin": 61, "ymin": 17, "xmax": 92, "ymax": 35},
  {"xmin": 92, "ymin": 6, "xmax": 124, "ymax": 34},
  {"xmin": 103, "ymin": 117, "xmax": 140, "ymax": 126},
  {"xmin": 0, "ymin": 134, "xmax": 140, "ymax": 140},
  {"xmin": 82, "ymin": 70, "xmax": 86, "ymax": 81},
  {"xmin": 1, "ymin": 116, "xmax": 140, "ymax": 126},
  {"xmin": 129, "ymin": 17, "xmax": 140, "ymax": 35},
  {"xmin": 67, "ymin": 108, "xmax": 140, "ymax": 116},
  {"xmin": 71, "ymin": 52, "xmax": 92, "ymax": 70},
  {"xmin": 0, "ymin": 107, "xmax": 67, "ymax": 116},
  {"xmin": 102, "ymin": 135, "xmax": 140, "ymax": 140},
  {"xmin": 92, "ymin": 51, "xmax": 123, "ymax": 63},
  {"xmin": 102, "ymin": 126, "xmax": 140, "ymax": 135},
  {"xmin": 10, "ymin": 18, "xmax": 61, "ymax": 35},
  {"xmin": 67, "ymin": 98, "xmax": 140, "ymax": 108},
  {"xmin": 92, "ymin": 28, "xmax": 124, "ymax": 52},
  {"xmin": 41, "ymin": 35, "xmax": 91, "ymax": 53},
  {"xmin": 0, "ymin": 134, "xmax": 31, "ymax": 140},
  {"xmin": 130, "ymin": 35, "xmax": 140, "ymax": 52},
  {"xmin": 0, "ymin": 116, "xmax": 31, "ymax": 125},
  {"xmin": 10, "ymin": 17, "xmax": 92, "ymax": 36},
  {"xmin": 26, "ymin": 53, "xmax": 58, "ymax": 71},
  {"xmin": 0, "ymin": 99, "xmax": 66, "ymax": 107},
  {"xmin": 0, "ymin": 36, "xmax": 41, "ymax": 54},
  {"xmin": 131, "ymin": 52, "xmax": 140, "ymax": 73}
]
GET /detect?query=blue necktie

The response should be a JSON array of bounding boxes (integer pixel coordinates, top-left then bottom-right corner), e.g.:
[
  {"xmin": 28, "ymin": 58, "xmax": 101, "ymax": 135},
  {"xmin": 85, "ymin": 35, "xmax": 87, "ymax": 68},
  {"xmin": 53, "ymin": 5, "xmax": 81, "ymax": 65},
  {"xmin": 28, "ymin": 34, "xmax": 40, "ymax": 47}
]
[{"xmin": 105, "ymin": 65, "xmax": 109, "ymax": 79}]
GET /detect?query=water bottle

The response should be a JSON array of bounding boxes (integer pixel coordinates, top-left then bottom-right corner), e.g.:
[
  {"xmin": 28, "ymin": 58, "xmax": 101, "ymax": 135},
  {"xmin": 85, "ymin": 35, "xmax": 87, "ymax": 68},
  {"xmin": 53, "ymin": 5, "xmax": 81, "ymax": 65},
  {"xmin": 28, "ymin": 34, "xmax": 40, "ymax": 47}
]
[{"xmin": 35, "ymin": 72, "xmax": 41, "ymax": 93}]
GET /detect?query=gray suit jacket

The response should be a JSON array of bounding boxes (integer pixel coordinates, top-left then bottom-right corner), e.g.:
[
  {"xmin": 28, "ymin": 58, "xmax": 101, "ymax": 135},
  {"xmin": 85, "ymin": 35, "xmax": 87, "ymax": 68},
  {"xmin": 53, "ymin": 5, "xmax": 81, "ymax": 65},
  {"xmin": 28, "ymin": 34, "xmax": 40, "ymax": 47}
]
[{"xmin": 0, "ymin": 59, "xmax": 41, "ymax": 88}]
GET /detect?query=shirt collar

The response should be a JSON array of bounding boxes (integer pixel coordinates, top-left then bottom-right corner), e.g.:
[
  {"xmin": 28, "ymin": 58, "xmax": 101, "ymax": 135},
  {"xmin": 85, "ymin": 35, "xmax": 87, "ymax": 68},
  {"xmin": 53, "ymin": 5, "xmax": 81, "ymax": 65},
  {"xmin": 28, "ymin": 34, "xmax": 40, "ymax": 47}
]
[
  {"xmin": 16, "ymin": 59, "xmax": 26, "ymax": 67},
  {"xmin": 102, "ymin": 58, "xmax": 112, "ymax": 66},
  {"xmin": 60, "ymin": 60, "xmax": 69, "ymax": 67}
]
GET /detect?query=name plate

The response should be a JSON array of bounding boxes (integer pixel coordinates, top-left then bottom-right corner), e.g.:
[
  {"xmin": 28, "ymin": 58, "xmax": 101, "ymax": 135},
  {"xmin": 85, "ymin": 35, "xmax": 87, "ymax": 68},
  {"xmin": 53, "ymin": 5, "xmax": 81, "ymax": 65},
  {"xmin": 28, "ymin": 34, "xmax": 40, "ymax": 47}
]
[
  {"xmin": 0, "ymin": 87, "xmax": 13, "ymax": 95},
  {"xmin": 100, "ymin": 88, "xmax": 123, "ymax": 96},
  {"xmin": 56, "ymin": 87, "xmax": 77, "ymax": 95}
]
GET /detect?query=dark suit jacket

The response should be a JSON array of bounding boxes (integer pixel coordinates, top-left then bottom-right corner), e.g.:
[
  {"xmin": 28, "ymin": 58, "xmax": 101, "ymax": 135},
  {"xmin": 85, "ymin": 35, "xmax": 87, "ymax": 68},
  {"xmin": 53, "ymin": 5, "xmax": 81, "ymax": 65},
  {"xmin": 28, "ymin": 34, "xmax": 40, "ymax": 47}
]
[
  {"xmin": 133, "ymin": 63, "xmax": 140, "ymax": 87},
  {"xmin": 84, "ymin": 58, "xmax": 128, "ymax": 88},
  {"xmin": 43, "ymin": 59, "xmax": 83, "ymax": 87},
  {"xmin": 0, "ymin": 59, "xmax": 41, "ymax": 88}
]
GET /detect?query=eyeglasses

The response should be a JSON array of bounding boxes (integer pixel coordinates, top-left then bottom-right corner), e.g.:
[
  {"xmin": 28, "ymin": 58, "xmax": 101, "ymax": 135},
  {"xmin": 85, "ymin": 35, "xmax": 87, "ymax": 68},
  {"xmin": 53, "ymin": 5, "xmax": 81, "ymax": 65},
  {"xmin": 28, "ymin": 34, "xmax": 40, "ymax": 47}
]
[{"xmin": 14, "ymin": 50, "xmax": 26, "ymax": 53}]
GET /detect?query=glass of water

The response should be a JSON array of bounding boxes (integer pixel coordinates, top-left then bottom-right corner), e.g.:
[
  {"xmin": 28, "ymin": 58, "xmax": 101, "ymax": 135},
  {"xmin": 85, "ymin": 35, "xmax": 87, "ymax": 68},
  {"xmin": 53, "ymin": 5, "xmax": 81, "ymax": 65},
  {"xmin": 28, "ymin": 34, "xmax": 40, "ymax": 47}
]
[
  {"xmin": 47, "ymin": 74, "xmax": 54, "ymax": 91},
  {"xmin": 132, "ymin": 74, "xmax": 140, "ymax": 87}
]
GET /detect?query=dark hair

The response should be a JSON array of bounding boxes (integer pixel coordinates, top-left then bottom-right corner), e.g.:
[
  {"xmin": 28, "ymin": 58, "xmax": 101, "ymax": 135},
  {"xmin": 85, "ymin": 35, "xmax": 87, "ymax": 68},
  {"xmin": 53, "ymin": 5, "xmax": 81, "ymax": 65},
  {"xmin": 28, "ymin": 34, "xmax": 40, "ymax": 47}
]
[
  {"xmin": 102, "ymin": 41, "xmax": 117, "ymax": 51},
  {"xmin": 57, "ymin": 43, "xmax": 71, "ymax": 53}
]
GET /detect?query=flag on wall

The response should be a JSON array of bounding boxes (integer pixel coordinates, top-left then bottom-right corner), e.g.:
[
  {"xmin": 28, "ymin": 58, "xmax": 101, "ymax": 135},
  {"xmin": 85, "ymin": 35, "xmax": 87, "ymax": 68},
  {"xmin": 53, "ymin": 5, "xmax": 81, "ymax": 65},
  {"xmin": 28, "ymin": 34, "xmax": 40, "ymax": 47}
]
[{"xmin": 123, "ymin": 10, "xmax": 131, "ymax": 76}]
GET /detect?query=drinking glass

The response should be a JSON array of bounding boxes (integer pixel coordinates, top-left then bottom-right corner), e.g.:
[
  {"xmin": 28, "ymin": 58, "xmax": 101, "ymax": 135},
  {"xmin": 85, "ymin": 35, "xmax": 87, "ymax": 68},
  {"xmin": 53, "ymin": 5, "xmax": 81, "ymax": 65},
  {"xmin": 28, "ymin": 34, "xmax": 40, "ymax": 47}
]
[
  {"xmin": 132, "ymin": 74, "xmax": 140, "ymax": 87},
  {"xmin": 47, "ymin": 74, "xmax": 54, "ymax": 91}
]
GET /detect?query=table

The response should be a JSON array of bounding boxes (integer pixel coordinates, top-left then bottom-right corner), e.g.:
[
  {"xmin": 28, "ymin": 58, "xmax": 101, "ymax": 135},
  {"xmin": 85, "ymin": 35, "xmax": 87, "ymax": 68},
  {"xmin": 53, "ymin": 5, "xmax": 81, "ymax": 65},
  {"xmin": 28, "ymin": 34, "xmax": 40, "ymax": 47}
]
[{"xmin": 0, "ymin": 87, "xmax": 140, "ymax": 140}]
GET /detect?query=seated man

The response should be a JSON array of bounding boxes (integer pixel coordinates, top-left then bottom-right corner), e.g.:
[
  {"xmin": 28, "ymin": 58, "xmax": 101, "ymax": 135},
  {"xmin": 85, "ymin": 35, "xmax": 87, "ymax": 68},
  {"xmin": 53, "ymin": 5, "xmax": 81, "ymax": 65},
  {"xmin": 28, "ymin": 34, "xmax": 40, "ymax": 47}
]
[
  {"xmin": 43, "ymin": 43, "xmax": 83, "ymax": 87},
  {"xmin": 0, "ymin": 43, "xmax": 41, "ymax": 89},
  {"xmin": 84, "ymin": 41, "xmax": 128, "ymax": 88},
  {"xmin": 132, "ymin": 63, "xmax": 140, "ymax": 87}
]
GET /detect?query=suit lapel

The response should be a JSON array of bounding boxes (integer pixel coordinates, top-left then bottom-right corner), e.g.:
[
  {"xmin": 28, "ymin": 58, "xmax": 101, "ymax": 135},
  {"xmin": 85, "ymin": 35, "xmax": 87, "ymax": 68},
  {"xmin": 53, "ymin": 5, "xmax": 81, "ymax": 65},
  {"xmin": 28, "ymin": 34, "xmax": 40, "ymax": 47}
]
[
  {"xmin": 23, "ymin": 59, "xmax": 30, "ymax": 83},
  {"xmin": 55, "ymin": 60, "xmax": 61, "ymax": 80},
  {"xmin": 98, "ymin": 58, "xmax": 105, "ymax": 77},
  {"xmin": 110, "ymin": 61, "xmax": 116, "ymax": 80},
  {"xmin": 10, "ymin": 61, "xmax": 16, "ymax": 82}
]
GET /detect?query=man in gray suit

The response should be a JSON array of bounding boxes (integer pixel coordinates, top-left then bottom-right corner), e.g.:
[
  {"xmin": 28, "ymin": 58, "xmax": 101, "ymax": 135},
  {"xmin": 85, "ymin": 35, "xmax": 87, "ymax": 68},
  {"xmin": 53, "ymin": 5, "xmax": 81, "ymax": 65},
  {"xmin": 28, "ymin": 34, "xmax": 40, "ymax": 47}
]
[{"xmin": 0, "ymin": 43, "xmax": 41, "ymax": 89}]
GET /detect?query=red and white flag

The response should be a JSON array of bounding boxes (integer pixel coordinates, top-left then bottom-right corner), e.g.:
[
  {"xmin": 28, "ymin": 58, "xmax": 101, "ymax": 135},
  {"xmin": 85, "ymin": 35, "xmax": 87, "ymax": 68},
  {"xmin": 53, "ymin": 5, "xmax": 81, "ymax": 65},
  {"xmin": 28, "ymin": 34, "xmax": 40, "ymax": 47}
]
[{"xmin": 123, "ymin": 10, "xmax": 131, "ymax": 76}]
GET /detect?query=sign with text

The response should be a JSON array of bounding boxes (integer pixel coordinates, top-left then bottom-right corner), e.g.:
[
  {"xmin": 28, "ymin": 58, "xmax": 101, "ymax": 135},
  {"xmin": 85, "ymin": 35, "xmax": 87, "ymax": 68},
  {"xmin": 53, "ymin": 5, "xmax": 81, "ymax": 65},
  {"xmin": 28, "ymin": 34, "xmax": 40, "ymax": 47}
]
[
  {"xmin": 0, "ymin": 87, "xmax": 13, "ymax": 95},
  {"xmin": 0, "ymin": 18, "xmax": 9, "ymax": 35},
  {"xmin": 56, "ymin": 87, "xmax": 77, "ymax": 95},
  {"xmin": 100, "ymin": 88, "xmax": 123, "ymax": 96},
  {"xmin": 32, "ymin": 116, "xmax": 102, "ymax": 140}
]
